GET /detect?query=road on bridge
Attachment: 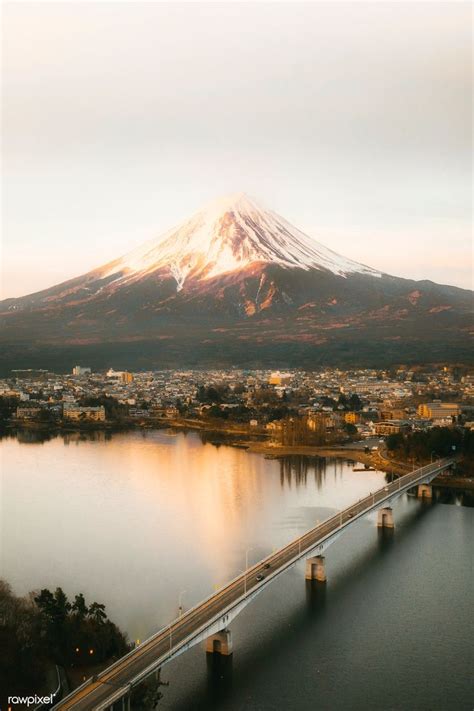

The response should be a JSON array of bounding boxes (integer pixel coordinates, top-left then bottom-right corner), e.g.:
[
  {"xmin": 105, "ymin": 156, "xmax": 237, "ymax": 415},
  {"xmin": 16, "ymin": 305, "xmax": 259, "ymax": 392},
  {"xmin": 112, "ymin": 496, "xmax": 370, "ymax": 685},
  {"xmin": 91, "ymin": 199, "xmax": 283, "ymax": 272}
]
[{"xmin": 54, "ymin": 459, "xmax": 452, "ymax": 710}]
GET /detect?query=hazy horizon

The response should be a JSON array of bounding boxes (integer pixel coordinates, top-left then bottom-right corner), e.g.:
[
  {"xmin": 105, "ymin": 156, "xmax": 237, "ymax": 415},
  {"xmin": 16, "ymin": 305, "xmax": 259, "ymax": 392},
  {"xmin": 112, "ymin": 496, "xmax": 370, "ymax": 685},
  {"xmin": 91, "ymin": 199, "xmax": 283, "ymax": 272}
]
[{"xmin": 2, "ymin": 2, "xmax": 472, "ymax": 298}]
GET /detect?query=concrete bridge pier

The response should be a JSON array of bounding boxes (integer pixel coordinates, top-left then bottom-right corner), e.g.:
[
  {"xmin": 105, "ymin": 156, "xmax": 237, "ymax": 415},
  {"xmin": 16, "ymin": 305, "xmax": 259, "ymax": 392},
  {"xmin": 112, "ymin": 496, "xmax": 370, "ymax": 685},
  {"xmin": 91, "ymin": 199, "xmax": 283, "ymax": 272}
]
[
  {"xmin": 206, "ymin": 629, "xmax": 233, "ymax": 656},
  {"xmin": 377, "ymin": 507, "xmax": 394, "ymax": 529},
  {"xmin": 417, "ymin": 483, "xmax": 433, "ymax": 499},
  {"xmin": 305, "ymin": 555, "xmax": 326, "ymax": 582}
]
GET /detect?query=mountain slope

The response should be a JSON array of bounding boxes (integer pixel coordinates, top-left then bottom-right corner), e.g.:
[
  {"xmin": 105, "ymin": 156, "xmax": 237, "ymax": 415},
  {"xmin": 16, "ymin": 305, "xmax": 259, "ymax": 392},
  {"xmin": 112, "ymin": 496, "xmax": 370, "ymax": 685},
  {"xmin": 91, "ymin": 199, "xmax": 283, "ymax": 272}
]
[{"xmin": 0, "ymin": 193, "xmax": 472, "ymax": 372}]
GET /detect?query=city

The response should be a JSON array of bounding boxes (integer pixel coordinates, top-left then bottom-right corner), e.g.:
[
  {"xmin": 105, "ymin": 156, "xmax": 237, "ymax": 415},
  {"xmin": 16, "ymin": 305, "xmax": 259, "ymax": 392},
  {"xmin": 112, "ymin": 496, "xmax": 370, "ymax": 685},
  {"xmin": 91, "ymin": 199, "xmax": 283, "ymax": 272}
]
[{"xmin": 2, "ymin": 364, "xmax": 474, "ymax": 449}]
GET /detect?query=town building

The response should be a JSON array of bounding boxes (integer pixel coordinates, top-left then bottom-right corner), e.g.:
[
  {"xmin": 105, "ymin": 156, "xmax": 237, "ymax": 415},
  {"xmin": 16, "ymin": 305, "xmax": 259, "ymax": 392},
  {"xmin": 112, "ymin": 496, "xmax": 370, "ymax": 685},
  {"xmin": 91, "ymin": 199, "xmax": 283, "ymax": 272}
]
[
  {"xmin": 268, "ymin": 371, "xmax": 292, "ymax": 386},
  {"xmin": 417, "ymin": 402, "xmax": 460, "ymax": 420},
  {"xmin": 374, "ymin": 421, "xmax": 411, "ymax": 436},
  {"xmin": 63, "ymin": 405, "xmax": 106, "ymax": 421},
  {"xmin": 106, "ymin": 368, "xmax": 134, "ymax": 383},
  {"xmin": 72, "ymin": 365, "xmax": 91, "ymax": 376},
  {"xmin": 16, "ymin": 406, "xmax": 43, "ymax": 419}
]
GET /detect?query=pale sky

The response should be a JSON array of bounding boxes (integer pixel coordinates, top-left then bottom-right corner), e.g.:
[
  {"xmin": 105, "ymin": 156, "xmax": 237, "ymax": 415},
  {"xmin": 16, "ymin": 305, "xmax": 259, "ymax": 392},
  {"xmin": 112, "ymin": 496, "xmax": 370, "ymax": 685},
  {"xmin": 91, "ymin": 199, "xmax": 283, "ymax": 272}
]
[{"xmin": 2, "ymin": 1, "xmax": 472, "ymax": 298}]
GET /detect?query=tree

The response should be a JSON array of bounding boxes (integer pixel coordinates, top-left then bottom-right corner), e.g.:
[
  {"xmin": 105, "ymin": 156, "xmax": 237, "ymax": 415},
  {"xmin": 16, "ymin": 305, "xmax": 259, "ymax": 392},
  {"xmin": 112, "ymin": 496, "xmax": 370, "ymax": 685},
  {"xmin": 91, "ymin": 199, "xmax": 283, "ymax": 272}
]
[
  {"xmin": 207, "ymin": 405, "xmax": 228, "ymax": 419},
  {"xmin": 3, "ymin": 582, "xmax": 128, "ymax": 681},
  {"xmin": 251, "ymin": 386, "xmax": 279, "ymax": 406},
  {"xmin": 53, "ymin": 587, "xmax": 71, "ymax": 624},
  {"xmin": 72, "ymin": 593, "xmax": 88, "ymax": 620},
  {"xmin": 37, "ymin": 408, "xmax": 56, "ymax": 423},
  {"xmin": 385, "ymin": 427, "xmax": 466, "ymax": 463},
  {"xmin": 338, "ymin": 393, "xmax": 349, "ymax": 409},
  {"xmin": 343, "ymin": 422, "xmax": 357, "ymax": 436},
  {"xmin": 33, "ymin": 587, "xmax": 71, "ymax": 661},
  {"xmin": 279, "ymin": 415, "xmax": 326, "ymax": 446},
  {"xmin": 386, "ymin": 433, "xmax": 405, "ymax": 452},
  {"xmin": 34, "ymin": 587, "xmax": 71, "ymax": 625},
  {"xmin": 348, "ymin": 393, "xmax": 363, "ymax": 411},
  {"xmin": 88, "ymin": 602, "xmax": 107, "ymax": 624},
  {"xmin": 196, "ymin": 384, "xmax": 230, "ymax": 404},
  {"xmin": 1, "ymin": 582, "xmax": 46, "ymax": 691},
  {"xmin": 175, "ymin": 397, "xmax": 189, "ymax": 415},
  {"xmin": 34, "ymin": 589, "xmax": 57, "ymax": 622},
  {"xmin": 79, "ymin": 394, "xmax": 128, "ymax": 421},
  {"xmin": 321, "ymin": 396, "xmax": 336, "ymax": 408},
  {"xmin": 0, "ymin": 395, "xmax": 20, "ymax": 421}
]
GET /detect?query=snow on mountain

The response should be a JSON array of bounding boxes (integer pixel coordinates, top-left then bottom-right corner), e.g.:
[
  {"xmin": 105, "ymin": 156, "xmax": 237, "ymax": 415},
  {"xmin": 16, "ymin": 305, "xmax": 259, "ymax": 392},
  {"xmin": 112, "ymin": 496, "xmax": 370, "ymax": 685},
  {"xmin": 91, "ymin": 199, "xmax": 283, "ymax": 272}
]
[{"xmin": 100, "ymin": 193, "xmax": 380, "ymax": 291}]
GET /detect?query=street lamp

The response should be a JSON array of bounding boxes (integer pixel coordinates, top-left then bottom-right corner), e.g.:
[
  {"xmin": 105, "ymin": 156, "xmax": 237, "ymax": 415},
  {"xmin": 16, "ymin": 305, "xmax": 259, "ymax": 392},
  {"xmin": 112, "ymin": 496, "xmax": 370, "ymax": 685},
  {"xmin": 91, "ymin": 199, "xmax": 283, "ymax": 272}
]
[
  {"xmin": 244, "ymin": 547, "xmax": 254, "ymax": 594},
  {"xmin": 178, "ymin": 590, "xmax": 186, "ymax": 617}
]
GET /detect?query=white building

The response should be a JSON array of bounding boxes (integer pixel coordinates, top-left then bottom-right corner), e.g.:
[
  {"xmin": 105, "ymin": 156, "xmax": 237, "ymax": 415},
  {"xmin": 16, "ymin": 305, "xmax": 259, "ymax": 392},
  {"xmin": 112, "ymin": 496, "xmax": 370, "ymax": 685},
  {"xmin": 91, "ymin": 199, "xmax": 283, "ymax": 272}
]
[{"xmin": 72, "ymin": 365, "xmax": 91, "ymax": 376}]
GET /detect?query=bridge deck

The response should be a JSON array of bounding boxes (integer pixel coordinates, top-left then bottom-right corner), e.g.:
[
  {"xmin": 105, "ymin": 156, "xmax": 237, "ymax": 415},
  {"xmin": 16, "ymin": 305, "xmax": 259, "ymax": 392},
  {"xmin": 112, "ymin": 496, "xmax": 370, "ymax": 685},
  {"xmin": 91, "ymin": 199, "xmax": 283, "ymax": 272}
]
[{"xmin": 54, "ymin": 458, "xmax": 453, "ymax": 710}]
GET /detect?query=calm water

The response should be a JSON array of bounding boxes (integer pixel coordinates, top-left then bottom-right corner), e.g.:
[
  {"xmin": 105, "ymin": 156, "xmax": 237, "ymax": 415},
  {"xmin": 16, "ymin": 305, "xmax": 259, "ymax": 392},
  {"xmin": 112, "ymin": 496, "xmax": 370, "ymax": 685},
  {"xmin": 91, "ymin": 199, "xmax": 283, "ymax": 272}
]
[{"xmin": 1, "ymin": 430, "xmax": 472, "ymax": 709}]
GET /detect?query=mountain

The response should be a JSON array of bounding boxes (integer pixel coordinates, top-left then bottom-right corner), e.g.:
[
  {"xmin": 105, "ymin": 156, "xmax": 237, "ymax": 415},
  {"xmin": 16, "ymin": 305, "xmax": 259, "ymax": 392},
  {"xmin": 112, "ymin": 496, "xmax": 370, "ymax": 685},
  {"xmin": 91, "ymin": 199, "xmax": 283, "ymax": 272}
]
[{"xmin": 0, "ymin": 193, "xmax": 472, "ymax": 373}]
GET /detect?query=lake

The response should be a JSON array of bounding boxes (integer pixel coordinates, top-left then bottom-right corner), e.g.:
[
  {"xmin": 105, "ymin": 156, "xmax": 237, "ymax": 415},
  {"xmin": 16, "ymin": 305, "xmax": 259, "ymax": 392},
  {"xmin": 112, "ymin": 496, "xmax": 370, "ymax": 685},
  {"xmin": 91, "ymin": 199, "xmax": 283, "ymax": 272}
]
[{"xmin": 1, "ymin": 429, "xmax": 472, "ymax": 709}]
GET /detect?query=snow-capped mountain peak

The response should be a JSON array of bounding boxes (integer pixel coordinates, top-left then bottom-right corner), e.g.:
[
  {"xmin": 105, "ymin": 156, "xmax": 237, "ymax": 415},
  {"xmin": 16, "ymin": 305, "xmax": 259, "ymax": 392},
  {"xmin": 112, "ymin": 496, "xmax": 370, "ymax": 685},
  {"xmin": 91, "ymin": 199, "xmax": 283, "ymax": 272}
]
[{"xmin": 101, "ymin": 192, "xmax": 380, "ymax": 291}]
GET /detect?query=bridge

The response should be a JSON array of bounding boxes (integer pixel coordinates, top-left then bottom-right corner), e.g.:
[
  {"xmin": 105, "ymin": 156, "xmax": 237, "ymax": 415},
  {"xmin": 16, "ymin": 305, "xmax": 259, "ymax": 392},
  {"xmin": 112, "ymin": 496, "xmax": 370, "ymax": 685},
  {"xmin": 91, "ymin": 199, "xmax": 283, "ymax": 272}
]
[{"xmin": 53, "ymin": 458, "xmax": 454, "ymax": 711}]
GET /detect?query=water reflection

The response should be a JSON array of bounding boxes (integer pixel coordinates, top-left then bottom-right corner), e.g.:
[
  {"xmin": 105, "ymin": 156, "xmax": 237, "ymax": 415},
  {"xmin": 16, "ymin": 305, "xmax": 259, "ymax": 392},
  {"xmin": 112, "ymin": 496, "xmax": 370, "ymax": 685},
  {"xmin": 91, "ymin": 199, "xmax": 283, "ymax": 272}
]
[
  {"xmin": 304, "ymin": 578, "xmax": 327, "ymax": 613},
  {"xmin": 63, "ymin": 430, "xmax": 112, "ymax": 444},
  {"xmin": 376, "ymin": 526, "xmax": 395, "ymax": 547},
  {"xmin": 2, "ymin": 429, "xmax": 472, "ymax": 647},
  {"xmin": 434, "ymin": 487, "xmax": 474, "ymax": 507},
  {"xmin": 279, "ymin": 456, "xmax": 327, "ymax": 489},
  {"xmin": 0, "ymin": 428, "xmax": 113, "ymax": 445},
  {"xmin": 206, "ymin": 654, "xmax": 233, "ymax": 706},
  {"xmin": 5, "ymin": 428, "xmax": 55, "ymax": 445}
]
